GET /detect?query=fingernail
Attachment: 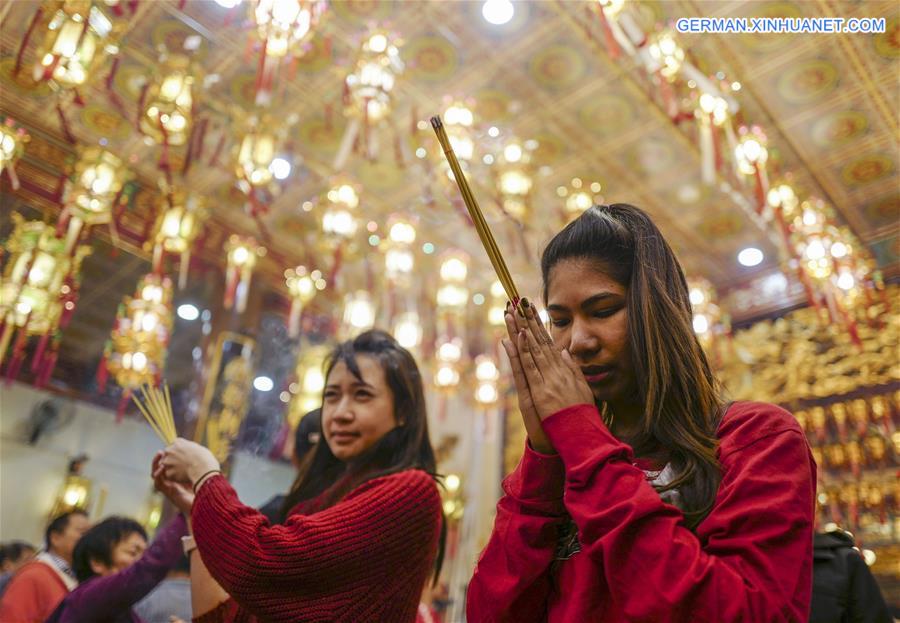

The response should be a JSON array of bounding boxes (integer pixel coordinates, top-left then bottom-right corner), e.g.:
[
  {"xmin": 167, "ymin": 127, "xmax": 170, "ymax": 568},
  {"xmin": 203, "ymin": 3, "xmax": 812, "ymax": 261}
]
[
  {"xmin": 521, "ymin": 297, "xmax": 530, "ymax": 309},
  {"xmin": 506, "ymin": 301, "xmax": 511, "ymax": 312}
]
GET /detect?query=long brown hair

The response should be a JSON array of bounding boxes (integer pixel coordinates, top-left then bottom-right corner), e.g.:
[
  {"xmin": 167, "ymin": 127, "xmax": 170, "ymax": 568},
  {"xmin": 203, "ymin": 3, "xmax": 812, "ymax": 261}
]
[
  {"xmin": 279, "ymin": 329, "xmax": 445, "ymax": 580},
  {"xmin": 541, "ymin": 204, "xmax": 724, "ymax": 527}
]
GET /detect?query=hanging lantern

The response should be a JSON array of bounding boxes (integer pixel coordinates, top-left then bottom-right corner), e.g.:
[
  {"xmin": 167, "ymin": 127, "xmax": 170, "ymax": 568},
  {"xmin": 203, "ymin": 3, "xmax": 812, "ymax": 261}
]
[
  {"xmin": 148, "ymin": 186, "xmax": 206, "ymax": 288},
  {"xmin": 288, "ymin": 344, "xmax": 329, "ymax": 427},
  {"xmin": 249, "ymin": 0, "xmax": 326, "ymax": 105},
  {"xmin": 487, "ymin": 280, "xmax": 507, "ymax": 328},
  {"xmin": 0, "ymin": 214, "xmax": 91, "ymax": 383},
  {"xmin": 384, "ymin": 215, "xmax": 417, "ymax": 284},
  {"xmin": 0, "ymin": 116, "xmax": 30, "ymax": 190},
  {"xmin": 284, "ymin": 265, "xmax": 322, "ymax": 338},
  {"xmin": 437, "ymin": 252, "xmax": 469, "ymax": 313},
  {"xmin": 30, "ymin": 0, "xmax": 119, "ymax": 89},
  {"xmin": 224, "ymin": 236, "xmax": 265, "ymax": 313},
  {"xmin": 391, "ymin": 311, "xmax": 423, "ymax": 351},
  {"xmin": 474, "ymin": 353, "xmax": 500, "ymax": 407},
  {"xmin": 647, "ymin": 32, "xmax": 684, "ymax": 81},
  {"xmin": 433, "ymin": 337, "xmax": 462, "ymax": 391},
  {"xmin": 345, "ymin": 31, "xmax": 403, "ymax": 124},
  {"xmin": 341, "ymin": 290, "xmax": 376, "ymax": 338},
  {"xmin": 695, "ymin": 92, "xmax": 735, "ymax": 186},
  {"xmin": 139, "ymin": 54, "xmax": 198, "ymax": 154},
  {"xmin": 734, "ymin": 126, "xmax": 769, "ymax": 213},
  {"xmin": 58, "ymin": 146, "xmax": 131, "ymax": 253},
  {"xmin": 321, "ymin": 181, "xmax": 360, "ymax": 241},
  {"xmin": 236, "ymin": 117, "xmax": 279, "ymax": 192},
  {"xmin": 558, "ymin": 177, "xmax": 602, "ymax": 219},
  {"xmin": 104, "ymin": 273, "xmax": 173, "ymax": 413},
  {"xmin": 496, "ymin": 138, "xmax": 534, "ymax": 222}
]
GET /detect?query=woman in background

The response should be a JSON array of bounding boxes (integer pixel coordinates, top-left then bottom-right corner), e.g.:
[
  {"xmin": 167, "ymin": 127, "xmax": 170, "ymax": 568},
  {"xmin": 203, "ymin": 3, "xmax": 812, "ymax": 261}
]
[
  {"xmin": 467, "ymin": 204, "xmax": 816, "ymax": 622},
  {"xmin": 155, "ymin": 329, "xmax": 444, "ymax": 622},
  {"xmin": 45, "ymin": 514, "xmax": 187, "ymax": 623}
]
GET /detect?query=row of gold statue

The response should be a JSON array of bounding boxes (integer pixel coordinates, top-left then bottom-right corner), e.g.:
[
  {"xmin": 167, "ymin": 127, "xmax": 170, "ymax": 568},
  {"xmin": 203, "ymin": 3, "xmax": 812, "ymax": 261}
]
[{"xmin": 817, "ymin": 476, "xmax": 900, "ymax": 546}]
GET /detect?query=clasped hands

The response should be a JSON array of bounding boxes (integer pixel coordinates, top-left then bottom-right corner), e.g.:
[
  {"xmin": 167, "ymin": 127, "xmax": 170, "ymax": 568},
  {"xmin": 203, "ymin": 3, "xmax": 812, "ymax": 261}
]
[
  {"xmin": 502, "ymin": 298, "xmax": 594, "ymax": 454},
  {"xmin": 151, "ymin": 438, "xmax": 220, "ymax": 514}
]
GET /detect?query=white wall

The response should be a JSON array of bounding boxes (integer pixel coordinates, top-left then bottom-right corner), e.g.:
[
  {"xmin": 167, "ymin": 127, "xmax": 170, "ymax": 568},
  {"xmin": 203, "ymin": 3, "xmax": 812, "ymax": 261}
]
[{"xmin": 0, "ymin": 382, "xmax": 295, "ymax": 544}]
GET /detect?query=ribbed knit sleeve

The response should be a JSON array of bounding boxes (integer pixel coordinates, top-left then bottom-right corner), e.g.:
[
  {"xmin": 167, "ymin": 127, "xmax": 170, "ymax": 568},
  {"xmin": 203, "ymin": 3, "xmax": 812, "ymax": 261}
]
[{"xmin": 191, "ymin": 469, "xmax": 441, "ymax": 623}]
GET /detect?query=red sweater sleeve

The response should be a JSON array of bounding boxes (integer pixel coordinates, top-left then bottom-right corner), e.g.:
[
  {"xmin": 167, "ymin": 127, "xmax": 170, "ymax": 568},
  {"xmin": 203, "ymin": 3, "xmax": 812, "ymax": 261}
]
[
  {"xmin": 466, "ymin": 443, "xmax": 567, "ymax": 622},
  {"xmin": 542, "ymin": 402, "xmax": 816, "ymax": 622},
  {"xmin": 191, "ymin": 469, "xmax": 440, "ymax": 620}
]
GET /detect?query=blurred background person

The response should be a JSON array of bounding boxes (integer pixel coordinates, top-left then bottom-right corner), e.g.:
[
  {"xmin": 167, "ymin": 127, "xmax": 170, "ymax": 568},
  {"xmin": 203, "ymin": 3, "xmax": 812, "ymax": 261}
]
[
  {"xmin": 809, "ymin": 527, "xmax": 891, "ymax": 623},
  {"xmin": 45, "ymin": 514, "xmax": 187, "ymax": 622},
  {"xmin": 259, "ymin": 408, "xmax": 322, "ymax": 523},
  {"xmin": 133, "ymin": 554, "xmax": 191, "ymax": 623},
  {"xmin": 0, "ymin": 510, "xmax": 89, "ymax": 622},
  {"xmin": 0, "ymin": 542, "xmax": 36, "ymax": 596}
]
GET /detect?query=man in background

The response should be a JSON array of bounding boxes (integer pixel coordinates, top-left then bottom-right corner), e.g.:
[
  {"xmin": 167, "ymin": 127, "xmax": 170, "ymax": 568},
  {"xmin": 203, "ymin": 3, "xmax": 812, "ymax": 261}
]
[
  {"xmin": 259, "ymin": 408, "xmax": 321, "ymax": 523},
  {"xmin": 0, "ymin": 542, "xmax": 36, "ymax": 596},
  {"xmin": 0, "ymin": 510, "xmax": 90, "ymax": 622},
  {"xmin": 133, "ymin": 554, "xmax": 191, "ymax": 623}
]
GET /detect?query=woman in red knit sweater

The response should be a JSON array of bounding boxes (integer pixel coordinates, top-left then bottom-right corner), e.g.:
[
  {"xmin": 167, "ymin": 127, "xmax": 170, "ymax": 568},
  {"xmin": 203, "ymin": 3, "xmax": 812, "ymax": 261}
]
[
  {"xmin": 467, "ymin": 204, "xmax": 816, "ymax": 622},
  {"xmin": 153, "ymin": 330, "xmax": 444, "ymax": 622}
]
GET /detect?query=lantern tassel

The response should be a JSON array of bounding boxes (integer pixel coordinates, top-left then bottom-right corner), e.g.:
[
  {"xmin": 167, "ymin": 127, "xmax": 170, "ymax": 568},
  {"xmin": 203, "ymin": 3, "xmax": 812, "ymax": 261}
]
[
  {"xmin": 594, "ymin": 3, "xmax": 621, "ymax": 59},
  {"xmin": 30, "ymin": 332, "xmax": 51, "ymax": 374},
  {"xmin": 13, "ymin": 7, "xmax": 43, "ymax": 76},
  {"xmin": 116, "ymin": 389, "xmax": 130, "ymax": 423},
  {"xmin": 178, "ymin": 249, "xmax": 191, "ymax": 289}
]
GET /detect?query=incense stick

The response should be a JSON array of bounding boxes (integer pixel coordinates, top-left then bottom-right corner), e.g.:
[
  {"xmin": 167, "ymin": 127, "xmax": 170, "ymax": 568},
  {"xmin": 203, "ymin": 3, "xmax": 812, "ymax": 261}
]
[
  {"xmin": 132, "ymin": 382, "xmax": 177, "ymax": 445},
  {"xmin": 430, "ymin": 116, "xmax": 520, "ymax": 303}
]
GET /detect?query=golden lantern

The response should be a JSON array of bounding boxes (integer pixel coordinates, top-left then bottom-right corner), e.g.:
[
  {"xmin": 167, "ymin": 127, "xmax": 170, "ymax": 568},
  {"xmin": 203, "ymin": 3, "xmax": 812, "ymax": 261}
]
[
  {"xmin": 436, "ymin": 252, "xmax": 469, "ymax": 313},
  {"xmin": 345, "ymin": 31, "xmax": 403, "ymax": 124},
  {"xmin": 392, "ymin": 311, "xmax": 423, "ymax": 351},
  {"xmin": 285, "ymin": 265, "xmax": 324, "ymax": 338},
  {"xmin": 696, "ymin": 92, "xmax": 734, "ymax": 186},
  {"xmin": 440, "ymin": 472, "xmax": 464, "ymax": 522},
  {"xmin": 558, "ymin": 177, "xmax": 602, "ymax": 219},
  {"xmin": 251, "ymin": 0, "xmax": 325, "ymax": 58},
  {"xmin": 496, "ymin": 138, "xmax": 534, "ymax": 222},
  {"xmin": 236, "ymin": 118, "xmax": 279, "ymax": 192},
  {"xmin": 139, "ymin": 54, "xmax": 198, "ymax": 149},
  {"xmin": 474, "ymin": 354, "xmax": 500, "ymax": 407},
  {"xmin": 321, "ymin": 181, "xmax": 360, "ymax": 242},
  {"xmin": 288, "ymin": 344, "xmax": 329, "ymax": 427},
  {"xmin": 104, "ymin": 273, "xmax": 173, "ymax": 412},
  {"xmin": 688, "ymin": 278, "xmax": 721, "ymax": 338},
  {"xmin": 0, "ymin": 214, "xmax": 91, "ymax": 382},
  {"xmin": 0, "ymin": 116, "xmax": 30, "ymax": 190},
  {"xmin": 224, "ymin": 236, "xmax": 265, "ymax": 313},
  {"xmin": 734, "ymin": 126, "xmax": 769, "ymax": 212},
  {"xmin": 341, "ymin": 290, "xmax": 376, "ymax": 339},
  {"xmin": 59, "ymin": 146, "xmax": 131, "ymax": 253},
  {"xmin": 148, "ymin": 186, "xmax": 206, "ymax": 289},
  {"xmin": 249, "ymin": 0, "xmax": 326, "ymax": 105},
  {"xmin": 647, "ymin": 32, "xmax": 684, "ymax": 81},
  {"xmin": 433, "ymin": 337, "xmax": 462, "ymax": 391},
  {"xmin": 384, "ymin": 215, "xmax": 417, "ymax": 285},
  {"xmin": 30, "ymin": 0, "xmax": 119, "ymax": 89}
]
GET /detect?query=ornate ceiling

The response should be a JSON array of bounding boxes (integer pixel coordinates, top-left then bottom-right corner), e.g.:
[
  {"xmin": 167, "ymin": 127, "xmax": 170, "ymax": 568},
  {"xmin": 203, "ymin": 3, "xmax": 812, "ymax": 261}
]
[{"xmin": 1, "ymin": 0, "xmax": 898, "ymax": 323}]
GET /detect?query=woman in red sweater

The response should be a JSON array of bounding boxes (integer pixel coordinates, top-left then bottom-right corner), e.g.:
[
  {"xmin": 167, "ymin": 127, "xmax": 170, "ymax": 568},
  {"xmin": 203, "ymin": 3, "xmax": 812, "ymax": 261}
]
[
  {"xmin": 467, "ymin": 204, "xmax": 816, "ymax": 622},
  {"xmin": 153, "ymin": 330, "xmax": 444, "ymax": 622}
]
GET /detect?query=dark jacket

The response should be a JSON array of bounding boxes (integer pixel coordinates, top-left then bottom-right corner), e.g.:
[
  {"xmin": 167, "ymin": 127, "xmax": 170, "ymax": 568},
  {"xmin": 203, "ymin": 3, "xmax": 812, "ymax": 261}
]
[{"xmin": 809, "ymin": 530, "xmax": 891, "ymax": 623}]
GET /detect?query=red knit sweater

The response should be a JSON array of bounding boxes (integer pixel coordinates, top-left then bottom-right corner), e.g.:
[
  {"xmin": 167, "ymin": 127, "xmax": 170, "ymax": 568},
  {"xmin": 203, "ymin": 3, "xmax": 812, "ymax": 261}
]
[
  {"xmin": 467, "ymin": 401, "xmax": 816, "ymax": 622},
  {"xmin": 191, "ymin": 469, "xmax": 442, "ymax": 623}
]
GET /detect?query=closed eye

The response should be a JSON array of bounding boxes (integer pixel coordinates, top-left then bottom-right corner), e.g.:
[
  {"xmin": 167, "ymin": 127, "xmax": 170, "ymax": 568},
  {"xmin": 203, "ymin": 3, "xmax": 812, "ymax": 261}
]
[{"xmin": 549, "ymin": 318, "xmax": 570, "ymax": 328}]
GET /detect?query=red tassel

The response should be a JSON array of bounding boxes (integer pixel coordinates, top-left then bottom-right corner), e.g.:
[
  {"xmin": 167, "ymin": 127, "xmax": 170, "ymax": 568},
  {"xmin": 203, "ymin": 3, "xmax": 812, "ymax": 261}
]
[
  {"xmin": 72, "ymin": 89, "xmax": 85, "ymax": 107},
  {"xmin": 30, "ymin": 332, "xmax": 50, "ymax": 374},
  {"xmin": 96, "ymin": 353, "xmax": 108, "ymax": 393},
  {"xmin": 136, "ymin": 83, "xmax": 149, "ymax": 131},
  {"xmin": 14, "ymin": 8, "xmax": 44, "ymax": 76},
  {"xmin": 209, "ymin": 133, "xmax": 226, "ymax": 167},
  {"xmin": 116, "ymin": 390, "xmax": 130, "ymax": 423},
  {"xmin": 56, "ymin": 103, "xmax": 77, "ymax": 143},
  {"xmin": 594, "ymin": 3, "xmax": 621, "ymax": 59},
  {"xmin": 752, "ymin": 163, "xmax": 766, "ymax": 214}
]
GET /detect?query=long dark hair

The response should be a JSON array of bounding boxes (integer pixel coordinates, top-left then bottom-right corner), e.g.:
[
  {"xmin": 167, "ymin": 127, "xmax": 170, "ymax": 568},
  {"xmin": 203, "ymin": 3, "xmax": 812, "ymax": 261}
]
[
  {"xmin": 279, "ymin": 329, "xmax": 445, "ymax": 580},
  {"xmin": 541, "ymin": 204, "xmax": 724, "ymax": 528}
]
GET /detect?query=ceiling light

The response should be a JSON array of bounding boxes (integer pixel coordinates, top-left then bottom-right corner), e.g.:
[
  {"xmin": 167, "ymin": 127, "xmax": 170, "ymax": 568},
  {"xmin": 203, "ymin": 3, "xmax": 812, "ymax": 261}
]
[
  {"xmin": 737, "ymin": 247, "xmax": 764, "ymax": 267},
  {"xmin": 214, "ymin": 0, "xmax": 241, "ymax": 7},
  {"xmin": 253, "ymin": 376, "xmax": 274, "ymax": 392},
  {"xmin": 176, "ymin": 303, "xmax": 199, "ymax": 321},
  {"xmin": 269, "ymin": 157, "xmax": 291, "ymax": 180},
  {"xmin": 482, "ymin": 0, "xmax": 514, "ymax": 25}
]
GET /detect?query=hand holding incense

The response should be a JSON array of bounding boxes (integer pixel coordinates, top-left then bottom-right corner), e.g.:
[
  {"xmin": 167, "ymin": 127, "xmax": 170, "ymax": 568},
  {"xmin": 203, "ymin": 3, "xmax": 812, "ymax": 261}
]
[{"xmin": 431, "ymin": 115, "xmax": 520, "ymax": 304}]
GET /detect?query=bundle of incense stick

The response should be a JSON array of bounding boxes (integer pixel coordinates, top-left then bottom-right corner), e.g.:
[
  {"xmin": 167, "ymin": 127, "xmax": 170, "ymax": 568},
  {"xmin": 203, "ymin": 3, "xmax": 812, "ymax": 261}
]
[
  {"xmin": 132, "ymin": 383, "xmax": 176, "ymax": 445},
  {"xmin": 430, "ymin": 116, "xmax": 520, "ymax": 304}
]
